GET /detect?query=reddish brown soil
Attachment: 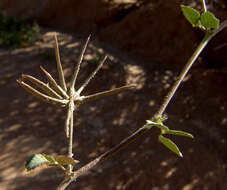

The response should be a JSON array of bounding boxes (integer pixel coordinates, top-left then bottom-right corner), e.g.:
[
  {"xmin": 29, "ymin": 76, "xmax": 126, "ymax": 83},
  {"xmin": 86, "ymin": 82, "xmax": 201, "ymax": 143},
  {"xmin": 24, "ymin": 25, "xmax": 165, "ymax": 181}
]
[
  {"xmin": 0, "ymin": 29, "xmax": 227, "ymax": 190},
  {"xmin": 1, "ymin": 0, "xmax": 226, "ymax": 69}
]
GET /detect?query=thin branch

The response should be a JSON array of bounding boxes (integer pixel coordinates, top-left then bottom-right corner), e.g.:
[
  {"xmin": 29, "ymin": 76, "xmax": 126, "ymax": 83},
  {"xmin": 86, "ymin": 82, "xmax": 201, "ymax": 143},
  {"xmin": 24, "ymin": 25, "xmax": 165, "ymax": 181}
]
[
  {"xmin": 70, "ymin": 35, "xmax": 91, "ymax": 91},
  {"xmin": 77, "ymin": 56, "xmax": 107, "ymax": 94},
  {"xmin": 57, "ymin": 177, "xmax": 72, "ymax": 190},
  {"xmin": 54, "ymin": 33, "xmax": 67, "ymax": 92},
  {"xmin": 155, "ymin": 35, "xmax": 210, "ymax": 118},
  {"xmin": 57, "ymin": 20, "xmax": 227, "ymax": 190},
  {"xmin": 22, "ymin": 74, "xmax": 63, "ymax": 99},
  {"xmin": 57, "ymin": 125, "xmax": 149, "ymax": 190},
  {"xmin": 155, "ymin": 20, "xmax": 227, "ymax": 118},
  {"xmin": 79, "ymin": 84, "xmax": 136, "ymax": 104},
  {"xmin": 65, "ymin": 105, "xmax": 71, "ymax": 138},
  {"xmin": 68, "ymin": 99, "xmax": 74, "ymax": 173},
  {"xmin": 202, "ymin": 0, "xmax": 207, "ymax": 12},
  {"xmin": 40, "ymin": 66, "xmax": 69, "ymax": 99},
  {"xmin": 17, "ymin": 80, "xmax": 68, "ymax": 106}
]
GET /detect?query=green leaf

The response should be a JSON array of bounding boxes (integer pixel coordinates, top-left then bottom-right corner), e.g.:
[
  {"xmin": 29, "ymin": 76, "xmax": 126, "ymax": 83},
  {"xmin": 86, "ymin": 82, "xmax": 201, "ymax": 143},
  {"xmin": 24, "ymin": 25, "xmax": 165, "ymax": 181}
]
[
  {"xmin": 201, "ymin": 11, "xmax": 220, "ymax": 30},
  {"xmin": 181, "ymin": 5, "xmax": 201, "ymax": 27},
  {"xmin": 55, "ymin": 155, "xmax": 79, "ymax": 166},
  {"xmin": 146, "ymin": 120, "xmax": 169, "ymax": 132},
  {"xmin": 164, "ymin": 129, "xmax": 194, "ymax": 138},
  {"xmin": 42, "ymin": 154, "xmax": 57, "ymax": 165},
  {"xmin": 158, "ymin": 135, "xmax": 183, "ymax": 157},
  {"xmin": 25, "ymin": 153, "xmax": 79, "ymax": 171},
  {"xmin": 25, "ymin": 154, "xmax": 49, "ymax": 171}
]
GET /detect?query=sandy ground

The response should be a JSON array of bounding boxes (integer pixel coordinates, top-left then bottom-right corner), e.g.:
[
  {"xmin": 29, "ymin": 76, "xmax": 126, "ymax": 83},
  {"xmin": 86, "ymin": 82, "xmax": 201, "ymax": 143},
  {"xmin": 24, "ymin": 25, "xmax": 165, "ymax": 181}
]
[{"xmin": 0, "ymin": 29, "xmax": 227, "ymax": 190}]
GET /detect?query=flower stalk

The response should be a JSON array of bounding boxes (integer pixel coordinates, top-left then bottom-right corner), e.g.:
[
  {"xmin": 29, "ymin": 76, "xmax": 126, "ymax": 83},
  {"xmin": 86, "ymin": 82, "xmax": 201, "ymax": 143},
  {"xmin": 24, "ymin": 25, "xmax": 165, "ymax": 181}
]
[{"xmin": 18, "ymin": 34, "xmax": 136, "ymax": 177}]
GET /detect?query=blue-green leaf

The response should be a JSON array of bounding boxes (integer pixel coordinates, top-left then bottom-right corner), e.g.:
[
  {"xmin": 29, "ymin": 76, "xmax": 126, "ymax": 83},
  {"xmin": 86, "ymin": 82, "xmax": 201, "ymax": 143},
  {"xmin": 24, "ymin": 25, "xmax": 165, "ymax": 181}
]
[
  {"xmin": 158, "ymin": 135, "xmax": 183, "ymax": 157},
  {"xmin": 201, "ymin": 11, "xmax": 220, "ymax": 30},
  {"xmin": 164, "ymin": 129, "xmax": 194, "ymax": 138},
  {"xmin": 181, "ymin": 5, "xmax": 201, "ymax": 27},
  {"xmin": 25, "ymin": 154, "xmax": 49, "ymax": 171},
  {"xmin": 25, "ymin": 153, "xmax": 80, "ymax": 171}
]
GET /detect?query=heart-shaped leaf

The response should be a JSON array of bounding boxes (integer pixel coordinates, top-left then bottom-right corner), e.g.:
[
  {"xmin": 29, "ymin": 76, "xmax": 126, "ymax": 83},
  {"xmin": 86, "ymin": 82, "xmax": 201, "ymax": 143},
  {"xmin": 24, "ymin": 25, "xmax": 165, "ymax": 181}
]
[
  {"xmin": 201, "ymin": 11, "xmax": 220, "ymax": 30},
  {"xmin": 181, "ymin": 5, "xmax": 201, "ymax": 27},
  {"xmin": 158, "ymin": 135, "xmax": 183, "ymax": 157}
]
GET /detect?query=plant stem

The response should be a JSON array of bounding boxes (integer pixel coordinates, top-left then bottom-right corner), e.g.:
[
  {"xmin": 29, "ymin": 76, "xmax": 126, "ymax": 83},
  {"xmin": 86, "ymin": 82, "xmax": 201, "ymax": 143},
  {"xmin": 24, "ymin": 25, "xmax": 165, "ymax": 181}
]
[
  {"xmin": 57, "ymin": 125, "xmax": 149, "ymax": 190},
  {"xmin": 70, "ymin": 35, "xmax": 91, "ymax": 90},
  {"xmin": 57, "ymin": 20, "xmax": 227, "ymax": 190},
  {"xmin": 54, "ymin": 33, "xmax": 67, "ymax": 92},
  {"xmin": 80, "ymin": 84, "xmax": 136, "ymax": 104},
  {"xmin": 155, "ymin": 32, "xmax": 211, "ymax": 118},
  {"xmin": 68, "ymin": 99, "xmax": 74, "ymax": 173},
  {"xmin": 202, "ymin": 0, "xmax": 207, "ymax": 12},
  {"xmin": 77, "ymin": 56, "xmax": 107, "ymax": 95}
]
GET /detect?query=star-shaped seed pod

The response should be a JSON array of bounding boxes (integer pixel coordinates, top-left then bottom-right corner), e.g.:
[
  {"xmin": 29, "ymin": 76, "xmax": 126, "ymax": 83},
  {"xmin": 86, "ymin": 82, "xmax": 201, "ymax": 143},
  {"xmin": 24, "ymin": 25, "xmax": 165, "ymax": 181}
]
[{"xmin": 17, "ymin": 33, "xmax": 136, "ymax": 140}]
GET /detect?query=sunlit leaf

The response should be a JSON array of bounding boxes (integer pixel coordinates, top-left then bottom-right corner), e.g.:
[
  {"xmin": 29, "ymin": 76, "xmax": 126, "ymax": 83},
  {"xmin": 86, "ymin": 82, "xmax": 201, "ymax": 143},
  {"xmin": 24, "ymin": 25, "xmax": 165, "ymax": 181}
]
[
  {"xmin": 181, "ymin": 5, "xmax": 200, "ymax": 27},
  {"xmin": 42, "ymin": 154, "xmax": 57, "ymax": 165},
  {"xmin": 201, "ymin": 11, "xmax": 220, "ymax": 30},
  {"xmin": 146, "ymin": 120, "xmax": 169, "ymax": 132},
  {"xmin": 158, "ymin": 135, "xmax": 183, "ymax": 157},
  {"xmin": 164, "ymin": 129, "xmax": 194, "ymax": 138},
  {"xmin": 25, "ymin": 153, "xmax": 80, "ymax": 172},
  {"xmin": 55, "ymin": 155, "xmax": 79, "ymax": 166},
  {"xmin": 25, "ymin": 154, "xmax": 49, "ymax": 171}
]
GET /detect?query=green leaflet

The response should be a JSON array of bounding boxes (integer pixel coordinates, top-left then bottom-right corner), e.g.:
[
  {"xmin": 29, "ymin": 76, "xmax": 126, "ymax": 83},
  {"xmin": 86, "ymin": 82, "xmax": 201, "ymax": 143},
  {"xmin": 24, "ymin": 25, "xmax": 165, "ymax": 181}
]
[
  {"xmin": 147, "ymin": 117, "xmax": 193, "ymax": 157},
  {"xmin": 181, "ymin": 5, "xmax": 220, "ymax": 31},
  {"xmin": 201, "ymin": 11, "xmax": 220, "ymax": 30},
  {"xmin": 25, "ymin": 154, "xmax": 49, "ymax": 171},
  {"xmin": 158, "ymin": 135, "xmax": 183, "ymax": 157},
  {"xmin": 42, "ymin": 154, "xmax": 57, "ymax": 165},
  {"xmin": 147, "ymin": 118, "xmax": 193, "ymax": 138},
  {"xmin": 164, "ymin": 129, "xmax": 194, "ymax": 138},
  {"xmin": 181, "ymin": 5, "xmax": 201, "ymax": 27},
  {"xmin": 55, "ymin": 155, "xmax": 79, "ymax": 166},
  {"xmin": 25, "ymin": 153, "xmax": 79, "ymax": 171},
  {"xmin": 146, "ymin": 120, "xmax": 169, "ymax": 131}
]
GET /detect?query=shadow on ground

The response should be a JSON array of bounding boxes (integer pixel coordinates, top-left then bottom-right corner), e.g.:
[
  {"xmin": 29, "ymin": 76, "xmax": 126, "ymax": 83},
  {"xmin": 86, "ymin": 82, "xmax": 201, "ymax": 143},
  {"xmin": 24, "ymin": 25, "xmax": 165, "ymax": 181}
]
[{"xmin": 0, "ymin": 30, "xmax": 227, "ymax": 190}]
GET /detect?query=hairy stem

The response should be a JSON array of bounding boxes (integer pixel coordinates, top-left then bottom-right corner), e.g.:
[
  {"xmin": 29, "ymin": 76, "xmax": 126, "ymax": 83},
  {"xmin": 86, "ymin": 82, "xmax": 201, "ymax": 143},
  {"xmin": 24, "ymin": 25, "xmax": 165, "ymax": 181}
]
[
  {"xmin": 77, "ymin": 56, "xmax": 107, "ymax": 95},
  {"xmin": 57, "ymin": 125, "xmax": 149, "ymax": 190},
  {"xmin": 17, "ymin": 80, "xmax": 68, "ymax": 106},
  {"xmin": 155, "ymin": 33, "xmax": 211, "ymax": 118},
  {"xmin": 57, "ymin": 20, "xmax": 227, "ymax": 190},
  {"xmin": 70, "ymin": 35, "xmax": 91, "ymax": 90},
  {"xmin": 54, "ymin": 33, "xmax": 67, "ymax": 92},
  {"xmin": 68, "ymin": 99, "xmax": 74, "ymax": 173},
  {"xmin": 40, "ymin": 66, "xmax": 69, "ymax": 99},
  {"xmin": 80, "ymin": 84, "xmax": 136, "ymax": 104},
  {"xmin": 22, "ymin": 74, "xmax": 63, "ymax": 99},
  {"xmin": 156, "ymin": 19, "xmax": 227, "ymax": 117}
]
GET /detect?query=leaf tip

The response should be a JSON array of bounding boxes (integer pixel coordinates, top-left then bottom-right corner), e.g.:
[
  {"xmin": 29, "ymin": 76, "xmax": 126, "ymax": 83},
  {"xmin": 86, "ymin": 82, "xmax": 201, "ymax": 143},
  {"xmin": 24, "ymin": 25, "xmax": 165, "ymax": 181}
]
[
  {"xmin": 16, "ymin": 79, "xmax": 22, "ymax": 84},
  {"xmin": 179, "ymin": 152, "xmax": 183, "ymax": 158}
]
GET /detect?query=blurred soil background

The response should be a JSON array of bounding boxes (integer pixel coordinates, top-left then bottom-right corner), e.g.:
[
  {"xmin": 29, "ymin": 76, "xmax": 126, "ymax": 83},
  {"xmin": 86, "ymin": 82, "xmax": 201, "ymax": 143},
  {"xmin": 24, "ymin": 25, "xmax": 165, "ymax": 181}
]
[{"xmin": 0, "ymin": 0, "xmax": 227, "ymax": 189}]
